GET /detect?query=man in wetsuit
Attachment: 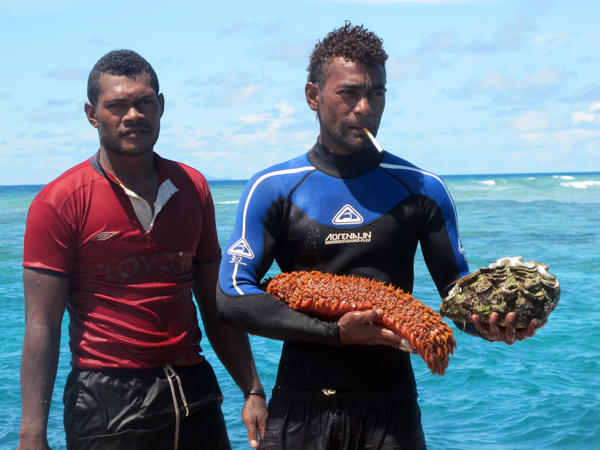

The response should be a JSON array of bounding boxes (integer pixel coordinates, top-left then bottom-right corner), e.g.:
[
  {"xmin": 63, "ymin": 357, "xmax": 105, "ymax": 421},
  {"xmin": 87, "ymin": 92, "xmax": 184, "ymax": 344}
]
[
  {"xmin": 19, "ymin": 50, "xmax": 266, "ymax": 450},
  {"xmin": 216, "ymin": 23, "xmax": 544, "ymax": 449}
]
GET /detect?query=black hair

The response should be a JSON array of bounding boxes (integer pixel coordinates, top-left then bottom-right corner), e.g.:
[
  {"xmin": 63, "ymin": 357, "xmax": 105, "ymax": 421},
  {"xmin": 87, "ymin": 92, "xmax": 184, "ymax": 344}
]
[
  {"xmin": 308, "ymin": 21, "xmax": 388, "ymax": 90},
  {"xmin": 87, "ymin": 49, "xmax": 159, "ymax": 106}
]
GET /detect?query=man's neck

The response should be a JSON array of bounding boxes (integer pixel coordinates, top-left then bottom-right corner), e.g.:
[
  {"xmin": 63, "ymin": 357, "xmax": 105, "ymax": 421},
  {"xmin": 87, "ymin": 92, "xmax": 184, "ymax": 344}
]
[{"xmin": 99, "ymin": 147, "xmax": 160, "ymax": 204}]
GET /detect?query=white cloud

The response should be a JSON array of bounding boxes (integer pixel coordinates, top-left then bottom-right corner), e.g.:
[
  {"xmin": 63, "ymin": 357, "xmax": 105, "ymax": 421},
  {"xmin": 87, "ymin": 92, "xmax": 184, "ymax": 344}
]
[
  {"xmin": 531, "ymin": 33, "xmax": 573, "ymax": 47},
  {"xmin": 204, "ymin": 84, "xmax": 263, "ymax": 107},
  {"xmin": 203, "ymin": 70, "xmax": 257, "ymax": 89},
  {"xmin": 275, "ymin": 103, "xmax": 295, "ymax": 117},
  {"xmin": 584, "ymin": 140, "xmax": 600, "ymax": 157},
  {"xmin": 571, "ymin": 102, "xmax": 600, "ymax": 125},
  {"xmin": 268, "ymin": 38, "xmax": 315, "ymax": 64},
  {"xmin": 455, "ymin": 65, "xmax": 572, "ymax": 105},
  {"xmin": 514, "ymin": 101, "xmax": 600, "ymax": 153},
  {"xmin": 419, "ymin": 20, "xmax": 534, "ymax": 55},
  {"xmin": 229, "ymin": 102, "xmax": 304, "ymax": 147},
  {"xmin": 388, "ymin": 12, "xmax": 536, "ymax": 82},
  {"xmin": 45, "ymin": 64, "xmax": 89, "ymax": 81},
  {"xmin": 509, "ymin": 111, "xmax": 548, "ymax": 132},
  {"xmin": 559, "ymin": 82, "xmax": 600, "ymax": 103},
  {"xmin": 169, "ymin": 102, "xmax": 313, "ymax": 178},
  {"xmin": 186, "ymin": 69, "xmax": 266, "ymax": 107},
  {"xmin": 469, "ymin": 66, "xmax": 569, "ymax": 93},
  {"xmin": 520, "ymin": 129, "xmax": 600, "ymax": 147},
  {"xmin": 25, "ymin": 108, "xmax": 72, "ymax": 122},
  {"xmin": 572, "ymin": 111, "xmax": 595, "ymax": 125},
  {"xmin": 239, "ymin": 113, "xmax": 272, "ymax": 125},
  {"xmin": 387, "ymin": 54, "xmax": 440, "ymax": 81}
]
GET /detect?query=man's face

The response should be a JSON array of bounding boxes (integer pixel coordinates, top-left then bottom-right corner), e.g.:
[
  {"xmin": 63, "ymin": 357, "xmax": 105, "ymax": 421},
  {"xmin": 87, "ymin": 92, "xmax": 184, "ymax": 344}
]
[
  {"xmin": 308, "ymin": 57, "xmax": 386, "ymax": 155},
  {"xmin": 86, "ymin": 73, "xmax": 164, "ymax": 156}
]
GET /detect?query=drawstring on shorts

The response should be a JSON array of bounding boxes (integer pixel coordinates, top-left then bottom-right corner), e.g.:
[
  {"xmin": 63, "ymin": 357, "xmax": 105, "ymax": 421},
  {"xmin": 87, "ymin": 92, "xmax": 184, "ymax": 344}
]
[{"xmin": 163, "ymin": 365, "xmax": 190, "ymax": 450}]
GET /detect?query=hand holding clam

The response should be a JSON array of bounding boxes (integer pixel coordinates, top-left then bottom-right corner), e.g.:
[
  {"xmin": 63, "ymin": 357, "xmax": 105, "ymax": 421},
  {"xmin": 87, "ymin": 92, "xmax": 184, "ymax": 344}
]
[{"xmin": 472, "ymin": 312, "xmax": 547, "ymax": 345}]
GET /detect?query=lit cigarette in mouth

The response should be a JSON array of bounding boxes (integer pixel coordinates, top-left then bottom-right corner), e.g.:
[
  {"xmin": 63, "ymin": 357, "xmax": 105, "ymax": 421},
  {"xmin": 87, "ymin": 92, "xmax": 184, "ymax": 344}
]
[{"xmin": 363, "ymin": 128, "xmax": 383, "ymax": 153}]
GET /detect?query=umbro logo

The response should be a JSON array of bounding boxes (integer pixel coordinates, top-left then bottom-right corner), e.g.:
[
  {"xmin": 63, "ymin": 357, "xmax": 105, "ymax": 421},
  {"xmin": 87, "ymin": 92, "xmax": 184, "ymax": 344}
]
[
  {"xmin": 91, "ymin": 231, "xmax": 119, "ymax": 241},
  {"xmin": 227, "ymin": 238, "xmax": 255, "ymax": 259},
  {"xmin": 332, "ymin": 205, "xmax": 363, "ymax": 225}
]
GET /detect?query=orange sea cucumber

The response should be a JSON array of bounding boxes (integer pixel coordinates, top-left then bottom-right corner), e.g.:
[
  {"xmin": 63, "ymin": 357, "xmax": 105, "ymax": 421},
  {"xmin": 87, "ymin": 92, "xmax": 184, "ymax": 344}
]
[{"xmin": 265, "ymin": 271, "xmax": 456, "ymax": 376}]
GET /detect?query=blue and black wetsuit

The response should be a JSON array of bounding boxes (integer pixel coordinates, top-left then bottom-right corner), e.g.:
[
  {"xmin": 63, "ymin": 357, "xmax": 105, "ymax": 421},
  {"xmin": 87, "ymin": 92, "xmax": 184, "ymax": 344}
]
[{"xmin": 217, "ymin": 142, "xmax": 471, "ymax": 393}]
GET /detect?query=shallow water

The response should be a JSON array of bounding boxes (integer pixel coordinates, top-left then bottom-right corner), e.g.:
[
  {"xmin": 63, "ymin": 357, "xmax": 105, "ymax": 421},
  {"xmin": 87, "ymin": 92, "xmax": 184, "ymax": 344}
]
[{"xmin": 1, "ymin": 172, "xmax": 599, "ymax": 449}]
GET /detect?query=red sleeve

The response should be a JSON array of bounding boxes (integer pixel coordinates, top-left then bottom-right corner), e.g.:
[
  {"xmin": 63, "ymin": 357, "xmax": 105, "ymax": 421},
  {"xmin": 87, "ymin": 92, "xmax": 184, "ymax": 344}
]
[
  {"xmin": 193, "ymin": 188, "xmax": 222, "ymax": 265},
  {"xmin": 23, "ymin": 199, "xmax": 77, "ymax": 275}
]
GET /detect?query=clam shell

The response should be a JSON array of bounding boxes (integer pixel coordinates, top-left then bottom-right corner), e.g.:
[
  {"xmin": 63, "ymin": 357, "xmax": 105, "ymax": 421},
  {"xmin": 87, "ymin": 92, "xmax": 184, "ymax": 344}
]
[{"xmin": 440, "ymin": 257, "xmax": 560, "ymax": 328}]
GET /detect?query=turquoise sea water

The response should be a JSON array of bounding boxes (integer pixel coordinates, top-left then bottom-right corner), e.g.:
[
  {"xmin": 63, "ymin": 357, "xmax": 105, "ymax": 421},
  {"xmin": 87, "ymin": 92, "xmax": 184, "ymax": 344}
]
[{"xmin": 1, "ymin": 172, "xmax": 599, "ymax": 449}]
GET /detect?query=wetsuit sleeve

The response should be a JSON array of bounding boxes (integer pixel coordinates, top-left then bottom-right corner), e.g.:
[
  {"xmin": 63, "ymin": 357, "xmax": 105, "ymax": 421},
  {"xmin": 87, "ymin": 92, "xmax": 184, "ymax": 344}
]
[
  {"xmin": 416, "ymin": 181, "xmax": 485, "ymax": 339},
  {"xmin": 23, "ymin": 199, "xmax": 77, "ymax": 275},
  {"xmin": 217, "ymin": 172, "xmax": 341, "ymax": 346}
]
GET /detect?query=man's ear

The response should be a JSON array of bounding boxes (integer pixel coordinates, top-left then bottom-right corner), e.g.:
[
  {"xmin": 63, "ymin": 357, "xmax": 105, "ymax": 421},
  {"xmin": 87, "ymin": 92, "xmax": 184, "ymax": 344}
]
[
  {"xmin": 158, "ymin": 93, "xmax": 165, "ymax": 118},
  {"xmin": 84, "ymin": 102, "xmax": 99, "ymax": 129},
  {"xmin": 305, "ymin": 82, "xmax": 320, "ymax": 112}
]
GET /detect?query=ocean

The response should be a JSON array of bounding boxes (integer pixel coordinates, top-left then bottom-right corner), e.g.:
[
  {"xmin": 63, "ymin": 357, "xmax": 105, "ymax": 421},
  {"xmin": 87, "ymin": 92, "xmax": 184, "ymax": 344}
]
[{"xmin": 1, "ymin": 172, "xmax": 599, "ymax": 449}]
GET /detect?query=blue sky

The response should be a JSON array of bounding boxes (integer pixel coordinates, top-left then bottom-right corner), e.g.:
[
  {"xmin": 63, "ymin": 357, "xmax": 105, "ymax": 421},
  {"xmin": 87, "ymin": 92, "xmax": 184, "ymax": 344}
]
[{"xmin": 1, "ymin": 0, "xmax": 598, "ymax": 184}]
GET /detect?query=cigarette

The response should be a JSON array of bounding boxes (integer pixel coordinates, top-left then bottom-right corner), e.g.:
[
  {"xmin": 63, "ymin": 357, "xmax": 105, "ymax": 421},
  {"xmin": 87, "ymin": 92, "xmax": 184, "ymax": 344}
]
[{"xmin": 363, "ymin": 128, "xmax": 383, "ymax": 153}]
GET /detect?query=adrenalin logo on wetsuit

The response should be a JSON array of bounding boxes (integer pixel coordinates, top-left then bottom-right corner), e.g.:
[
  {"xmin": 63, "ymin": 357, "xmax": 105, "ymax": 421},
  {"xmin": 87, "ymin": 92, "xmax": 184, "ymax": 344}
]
[
  {"xmin": 332, "ymin": 205, "xmax": 363, "ymax": 225},
  {"xmin": 227, "ymin": 238, "xmax": 255, "ymax": 259},
  {"xmin": 325, "ymin": 231, "xmax": 372, "ymax": 245}
]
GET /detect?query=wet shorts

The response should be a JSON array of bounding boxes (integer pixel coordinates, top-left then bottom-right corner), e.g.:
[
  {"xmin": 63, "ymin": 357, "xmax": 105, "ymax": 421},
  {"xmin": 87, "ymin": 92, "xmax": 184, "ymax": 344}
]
[
  {"xmin": 63, "ymin": 361, "xmax": 231, "ymax": 450},
  {"xmin": 259, "ymin": 387, "xmax": 427, "ymax": 450}
]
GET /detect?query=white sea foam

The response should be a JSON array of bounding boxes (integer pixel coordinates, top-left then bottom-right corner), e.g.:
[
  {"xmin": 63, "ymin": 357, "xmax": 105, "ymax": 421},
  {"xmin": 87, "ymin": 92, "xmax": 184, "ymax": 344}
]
[
  {"xmin": 560, "ymin": 180, "xmax": 600, "ymax": 189},
  {"xmin": 216, "ymin": 200, "xmax": 240, "ymax": 204},
  {"xmin": 553, "ymin": 175, "xmax": 575, "ymax": 180},
  {"xmin": 471, "ymin": 180, "xmax": 496, "ymax": 186}
]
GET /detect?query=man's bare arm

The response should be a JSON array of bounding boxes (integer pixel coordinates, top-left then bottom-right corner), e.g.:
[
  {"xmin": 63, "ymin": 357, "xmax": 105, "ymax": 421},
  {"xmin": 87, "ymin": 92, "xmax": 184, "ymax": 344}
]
[
  {"xmin": 193, "ymin": 258, "xmax": 267, "ymax": 449},
  {"xmin": 18, "ymin": 268, "xmax": 69, "ymax": 450}
]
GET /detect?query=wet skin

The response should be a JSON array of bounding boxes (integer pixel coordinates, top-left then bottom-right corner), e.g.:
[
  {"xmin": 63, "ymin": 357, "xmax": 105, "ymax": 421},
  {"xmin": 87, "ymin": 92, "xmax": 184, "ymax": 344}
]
[
  {"xmin": 305, "ymin": 56, "xmax": 387, "ymax": 156},
  {"xmin": 473, "ymin": 312, "xmax": 547, "ymax": 345},
  {"xmin": 84, "ymin": 73, "xmax": 164, "ymax": 205},
  {"xmin": 85, "ymin": 72, "xmax": 164, "ymax": 158}
]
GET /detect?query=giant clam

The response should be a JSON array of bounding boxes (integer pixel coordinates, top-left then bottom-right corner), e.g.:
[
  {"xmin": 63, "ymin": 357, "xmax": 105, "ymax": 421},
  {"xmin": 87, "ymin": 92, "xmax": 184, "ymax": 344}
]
[
  {"xmin": 264, "ymin": 271, "xmax": 456, "ymax": 376},
  {"xmin": 440, "ymin": 257, "xmax": 560, "ymax": 328}
]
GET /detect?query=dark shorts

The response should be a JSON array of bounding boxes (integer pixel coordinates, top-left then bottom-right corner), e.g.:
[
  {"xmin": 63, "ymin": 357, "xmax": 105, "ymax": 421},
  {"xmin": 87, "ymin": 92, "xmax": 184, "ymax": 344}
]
[
  {"xmin": 63, "ymin": 362, "xmax": 231, "ymax": 450},
  {"xmin": 259, "ymin": 387, "xmax": 427, "ymax": 450}
]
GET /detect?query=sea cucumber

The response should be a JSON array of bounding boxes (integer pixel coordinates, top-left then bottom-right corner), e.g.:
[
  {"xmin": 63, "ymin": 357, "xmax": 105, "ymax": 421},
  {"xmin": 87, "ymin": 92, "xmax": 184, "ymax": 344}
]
[{"xmin": 265, "ymin": 271, "xmax": 456, "ymax": 376}]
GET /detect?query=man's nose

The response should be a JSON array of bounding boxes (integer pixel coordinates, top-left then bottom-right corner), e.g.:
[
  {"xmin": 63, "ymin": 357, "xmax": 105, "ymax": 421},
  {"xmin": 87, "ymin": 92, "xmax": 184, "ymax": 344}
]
[
  {"xmin": 354, "ymin": 96, "xmax": 372, "ymax": 116},
  {"xmin": 123, "ymin": 105, "xmax": 145, "ymax": 122}
]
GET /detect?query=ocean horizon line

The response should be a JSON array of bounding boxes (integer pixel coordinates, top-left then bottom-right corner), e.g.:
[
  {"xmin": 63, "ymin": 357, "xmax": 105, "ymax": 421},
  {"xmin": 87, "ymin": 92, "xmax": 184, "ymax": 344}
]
[{"xmin": 1, "ymin": 170, "xmax": 599, "ymax": 189}]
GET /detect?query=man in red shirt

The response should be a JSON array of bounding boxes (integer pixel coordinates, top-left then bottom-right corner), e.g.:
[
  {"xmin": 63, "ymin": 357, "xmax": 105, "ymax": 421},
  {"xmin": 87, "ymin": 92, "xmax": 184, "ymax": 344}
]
[{"xmin": 18, "ymin": 50, "xmax": 266, "ymax": 450}]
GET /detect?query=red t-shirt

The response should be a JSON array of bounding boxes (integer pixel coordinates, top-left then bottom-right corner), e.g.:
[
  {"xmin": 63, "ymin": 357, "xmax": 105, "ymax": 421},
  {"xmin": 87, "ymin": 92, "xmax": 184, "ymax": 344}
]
[{"xmin": 23, "ymin": 153, "xmax": 222, "ymax": 369}]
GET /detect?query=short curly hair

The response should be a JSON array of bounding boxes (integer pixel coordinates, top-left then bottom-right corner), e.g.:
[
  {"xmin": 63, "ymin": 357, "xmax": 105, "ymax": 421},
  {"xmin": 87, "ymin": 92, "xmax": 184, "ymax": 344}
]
[
  {"xmin": 308, "ymin": 21, "xmax": 388, "ymax": 90},
  {"xmin": 87, "ymin": 50, "xmax": 159, "ymax": 106}
]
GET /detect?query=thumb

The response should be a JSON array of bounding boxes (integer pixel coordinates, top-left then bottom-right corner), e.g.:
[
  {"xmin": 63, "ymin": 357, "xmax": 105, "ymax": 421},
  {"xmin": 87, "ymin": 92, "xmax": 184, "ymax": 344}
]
[
  {"xmin": 247, "ymin": 422, "xmax": 259, "ymax": 449},
  {"xmin": 356, "ymin": 308, "xmax": 384, "ymax": 323}
]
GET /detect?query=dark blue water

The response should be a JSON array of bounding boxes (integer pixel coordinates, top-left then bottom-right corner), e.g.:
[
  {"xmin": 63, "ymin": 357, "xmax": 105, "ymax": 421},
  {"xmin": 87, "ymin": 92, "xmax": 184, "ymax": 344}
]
[{"xmin": 2, "ymin": 173, "xmax": 599, "ymax": 449}]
